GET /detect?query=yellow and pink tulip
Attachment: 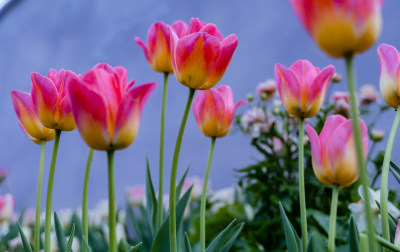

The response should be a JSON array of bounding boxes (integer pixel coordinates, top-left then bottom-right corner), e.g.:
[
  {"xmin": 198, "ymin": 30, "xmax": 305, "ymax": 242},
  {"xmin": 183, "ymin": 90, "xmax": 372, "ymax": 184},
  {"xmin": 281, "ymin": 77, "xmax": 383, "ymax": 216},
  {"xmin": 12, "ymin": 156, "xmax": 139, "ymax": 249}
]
[
  {"xmin": 11, "ymin": 90, "xmax": 55, "ymax": 144},
  {"xmin": 170, "ymin": 18, "xmax": 238, "ymax": 90},
  {"xmin": 135, "ymin": 21, "xmax": 188, "ymax": 74},
  {"xmin": 193, "ymin": 85, "xmax": 247, "ymax": 138},
  {"xmin": 306, "ymin": 114, "xmax": 369, "ymax": 188},
  {"xmin": 275, "ymin": 59, "xmax": 335, "ymax": 118},
  {"xmin": 290, "ymin": 0, "xmax": 383, "ymax": 58},
  {"xmin": 31, "ymin": 69, "xmax": 78, "ymax": 131},
  {"xmin": 378, "ymin": 44, "xmax": 400, "ymax": 109},
  {"xmin": 68, "ymin": 63, "xmax": 157, "ymax": 151}
]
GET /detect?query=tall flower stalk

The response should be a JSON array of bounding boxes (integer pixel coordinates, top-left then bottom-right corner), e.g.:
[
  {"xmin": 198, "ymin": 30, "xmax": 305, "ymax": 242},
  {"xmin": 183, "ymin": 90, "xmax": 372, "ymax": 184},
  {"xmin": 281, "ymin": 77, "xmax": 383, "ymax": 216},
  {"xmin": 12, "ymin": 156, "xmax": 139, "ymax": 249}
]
[
  {"xmin": 298, "ymin": 118, "xmax": 307, "ymax": 250},
  {"xmin": 82, "ymin": 148, "xmax": 94, "ymax": 252},
  {"xmin": 345, "ymin": 55, "xmax": 376, "ymax": 252},
  {"xmin": 328, "ymin": 185, "xmax": 339, "ymax": 252},
  {"xmin": 35, "ymin": 140, "xmax": 46, "ymax": 252},
  {"xmin": 107, "ymin": 150, "xmax": 117, "ymax": 251}
]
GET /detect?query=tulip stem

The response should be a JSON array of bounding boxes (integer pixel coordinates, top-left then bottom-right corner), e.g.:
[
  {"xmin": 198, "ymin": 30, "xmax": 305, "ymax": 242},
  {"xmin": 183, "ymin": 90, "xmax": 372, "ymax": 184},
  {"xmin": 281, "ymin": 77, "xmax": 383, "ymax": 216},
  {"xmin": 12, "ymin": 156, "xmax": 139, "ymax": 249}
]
[
  {"xmin": 328, "ymin": 185, "xmax": 339, "ymax": 252},
  {"xmin": 380, "ymin": 104, "xmax": 400, "ymax": 247},
  {"xmin": 169, "ymin": 87, "xmax": 196, "ymax": 252},
  {"xmin": 298, "ymin": 118, "xmax": 308, "ymax": 251},
  {"xmin": 157, "ymin": 72, "xmax": 169, "ymax": 229},
  {"xmin": 107, "ymin": 150, "xmax": 117, "ymax": 252},
  {"xmin": 34, "ymin": 140, "xmax": 46, "ymax": 252},
  {"xmin": 82, "ymin": 148, "xmax": 94, "ymax": 252},
  {"xmin": 200, "ymin": 137, "xmax": 216, "ymax": 252},
  {"xmin": 345, "ymin": 55, "xmax": 376, "ymax": 252},
  {"xmin": 45, "ymin": 129, "xmax": 61, "ymax": 252}
]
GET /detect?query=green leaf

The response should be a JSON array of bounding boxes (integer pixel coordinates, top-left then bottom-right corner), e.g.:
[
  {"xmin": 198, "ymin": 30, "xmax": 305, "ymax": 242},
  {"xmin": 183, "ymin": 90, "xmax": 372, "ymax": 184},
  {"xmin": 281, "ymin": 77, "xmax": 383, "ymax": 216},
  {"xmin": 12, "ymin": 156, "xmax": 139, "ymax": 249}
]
[
  {"xmin": 83, "ymin": 237, "xmax": 93, "ymax": 252},
  {"xmin": 205, "ymin": 219, "xmax": 244, "ymax": 252},
  {"xmin": 388, "ymin": 211, "xmax": 398, "ymax": 242},
  {"xmin": 348, "ymin": 216, "xmax": 360, "ymax": 252},
  {"xmin": 279, "ymin": 202, "xmax": 301, "ymax": 252},
  {"xmin": 151, "ymin": 186, "xmax": 193, "ymax": 252},
  {"xmin": 390, "ymin": 161, "xmax": 400, "ymax": 184},
  {"xmin": 66, "ymin": 224, "xmax": 75, "ymax": 252},
  {"xmin": 146, "ymin": 156, "xmax": 158, "ymax": 235},
  {"xmin": 54, "ymin": 212, "xmax": 67, "ymax": 252},
  {"xmin": 17, "ymin": 222, "xmax": 33, "ymax": 252},
  {"xmin": 184, "ymin": 232, "xmax": 192, "ymax": 252},
  {"xmin": 176, "ymin": 166, "xmax": 190, "ymax": 200},
  {"xmin": 306, "ymin": 233, "xmax": 327, "ymax": 252},
  {"xmin": 119, "ymin": 238, "xmax": 131, "ymax": 252},
  {"xmin": 128, "ymin": 242, "xmax": 143, "ymax": 252}
]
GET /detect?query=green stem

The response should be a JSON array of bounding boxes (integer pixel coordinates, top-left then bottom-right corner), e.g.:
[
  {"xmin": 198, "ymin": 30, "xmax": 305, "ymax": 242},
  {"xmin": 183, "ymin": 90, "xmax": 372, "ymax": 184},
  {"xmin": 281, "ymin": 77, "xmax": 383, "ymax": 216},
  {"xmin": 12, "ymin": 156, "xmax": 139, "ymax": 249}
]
[
  {"xmin": 34, "ymin": 140, "xmax": 46, "ymax": 252},
  {"xmin": 328, "ymin": 185, "xmax": 339, "ymax": 252},
  {"xmin": 200, "ymin": 137, "xmax": 216, "ymax": 252},
  {"xmin": 157, "ymin": 72, "xmax": 169, "ymax": 229},
  {"xmin": 169, "ymin": 88, "xmax": 196, "ymax": 252},
  {"xmin": 45, "ymin": 129, "xmax": 61, "ymax": 252},
  {"xmin": 380, "ymin": 105, "xmax": 400, "ymax": 247},
  {"xmin": 107, "ymin": 150, "xmax": 117, "ymax": 252},
  {"xmin": 345, "ymin": 55, "xmax": 376, "ymax": 252},
  {"xmin": 360, "ymin": 233, "xmax": 369, "ymax": 252},
  {"xmin": 375, "ymin": 235, "xmax": 400, "ymax": 252},
  {"xmin": 298, "ymin": 118, "xmax": 307, "ymax": 251},
  {"xmin": 82, "ymin": 148, "xmax": 94, "ymax": 252}
]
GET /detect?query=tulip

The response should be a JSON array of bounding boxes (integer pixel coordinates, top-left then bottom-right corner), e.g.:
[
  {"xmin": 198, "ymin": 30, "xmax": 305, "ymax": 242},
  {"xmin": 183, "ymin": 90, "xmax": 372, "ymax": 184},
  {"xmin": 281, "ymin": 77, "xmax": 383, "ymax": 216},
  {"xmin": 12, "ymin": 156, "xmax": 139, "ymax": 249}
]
[
  {"xmin": 30, "ymin": 69, "xmax": 78, "ymax": 131},
  {"xmin": 275, "ymin": 60, "xmax": 335, "ymax": 118},
  {"xmin": 306, "ymin": 114, "xmax": 368, "ymax": 188},
  {"xmin": 11, "ymin": 90, "xmax": 55, "ymax": 144},
  {"xmin": 331, "ymin": 91, "xmax": 351, "ymax": 118},
  {"xmin": 68, "ymin": 63, "xmax": 157, "ymax": 151},
  {"xmin": 290, "ymin": 0, "xmax": 383, "ymax": 58},
  {"xmin": 256, "ymin": 79, "xmax": 277, "ymax": 102},
  {"xmin": 170, "ymin": 18, "xmax": 238, "ymax": 90},
  {"xmin": 135, "ymin": 21, "xmax": 188, "ymax": 73},
  {"xmin": 377, "ymin": 44, "xmax": 400, "ymax": 109},
  {"xmin": 193, "ymin": 85, "xmax": 247, "ymax": 138},
  {"xmin": 0, "ymin": 194, "xmax": 15, "ymax": 222},
  {"xmin": 360, "ymin": 84, "xmax": 379, "ymax": 106}
]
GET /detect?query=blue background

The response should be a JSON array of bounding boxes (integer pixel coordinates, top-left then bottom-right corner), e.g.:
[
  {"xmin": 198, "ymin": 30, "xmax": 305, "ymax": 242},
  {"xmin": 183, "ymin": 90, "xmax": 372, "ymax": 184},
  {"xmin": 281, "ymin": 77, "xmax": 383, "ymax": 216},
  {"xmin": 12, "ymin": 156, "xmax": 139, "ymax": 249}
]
[{"xmin": 1, "ymin": 0, "xmax": 400, "ymax": 210}]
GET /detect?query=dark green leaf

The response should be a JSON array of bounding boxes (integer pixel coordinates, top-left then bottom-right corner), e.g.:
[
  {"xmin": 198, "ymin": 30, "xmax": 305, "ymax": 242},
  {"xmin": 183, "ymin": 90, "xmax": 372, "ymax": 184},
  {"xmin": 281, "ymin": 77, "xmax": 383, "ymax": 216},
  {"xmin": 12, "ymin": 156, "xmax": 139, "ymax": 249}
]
[
  {"xmin": 184, "ymin": 232, "xmax": 192, "ymax": 252},
  {"xmin": 205, "ymin": 219, "xmax": 244, "ymax": 252},
  {"xmin": 83, "ymin": 237, "xmax": 93, "ymax": 252},
  {"xmin": 279, "ymin": 202, "xmax": 301, "ymax": 252},
  {"xmin": 54, "ymin": 212, "xmax": 67, "ymax": 252},
  {"xmin": 390, "ymin": 161, "xmax": 400, "ymax": 184},
  {"xmin": 66, "ymin": 224, "xmax": 75, "ymax": 252},
  {"xmin": 306, "ymin": 233, "xmax": 327, "ymax": 252},
  {"xmin": 176, "ymin": 166, "xmax": 190, "ymax": 200},
  {"xmin": 128, "ymin": 242, "xmax": 143, "ymax": 252},
  {"xmin": 151, "ymin": 186, "xmax": 193, "ymax": 252},
  {"xmin": 118, "ymin": 238, "xmax": 131, "ymax": 252},
  {"xmin": 348, "ymin": 216, "xmax": 360, "ymax": 252},
  {"xmin": 17, "ymin": 222, "xmax": 32, "ymax": 252},
  {"xmin": 146, "ymin": 156, "xmax": 158, "ymax": 235}
]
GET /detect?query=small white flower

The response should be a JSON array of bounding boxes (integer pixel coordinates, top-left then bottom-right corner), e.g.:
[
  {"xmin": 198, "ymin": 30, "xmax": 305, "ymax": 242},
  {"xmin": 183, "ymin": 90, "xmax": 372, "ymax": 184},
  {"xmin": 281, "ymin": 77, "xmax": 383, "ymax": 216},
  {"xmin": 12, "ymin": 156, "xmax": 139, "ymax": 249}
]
[
  {"xmin": 348, "ymin": 186, "xmax": 400, "ymax": 233},
  {"xmin": 125, "ymin": 185, "xmax": 146, "ymax": 207}
]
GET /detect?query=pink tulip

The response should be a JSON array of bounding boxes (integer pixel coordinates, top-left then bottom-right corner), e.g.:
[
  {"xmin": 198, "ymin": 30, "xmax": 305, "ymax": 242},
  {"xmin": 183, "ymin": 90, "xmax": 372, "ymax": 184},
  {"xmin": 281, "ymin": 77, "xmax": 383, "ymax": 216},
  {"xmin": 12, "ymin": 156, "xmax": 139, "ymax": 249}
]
[
  {"xmin": 378, "ymin": 44, "xmax": 400, "ymax": 109},
  {"xmin": 0, "ymin": 194, "xmax": 15, "ymax": 222},
  {"xmin": 170, "ymin": 18, "xmax": 238, "ymax": 90},
  {"xmin": 135, "ymin": 21, "xmax": 188, "ymax": 73},
  {"xmin": 331, "ymin": 91, "xmax": 351, "ymax": 118},
  {"xmin": 256, "ymin": 79, "xmax": 277, "ymax": 102},
  {"xmin": 275, "ymin": 60, "xmax": 335, "ymax": 118},
  {"xmin": 306, "ymin": 114, "xmax": 368, "ymax": 188},
  {"xmin": 193, "ymin": 85, "xmax": 247, "ymax": 138},
  {"xmin": 31, "ymin": 69, "xmax": 78, "ymax": 131},
  {"xmin": 68, "ymin": 63, "xmax": 157, "ymax": 150},
  {"xmin": 290, "ymin": 0, "xmax": 383, "ymax": 58},
  {"xmin": 359, "ymin": 84, "xmax": 379, "ymax": 106},
  {"xmin": 11, "ymin": 90, "xmax": 55, "ymax": 144}
]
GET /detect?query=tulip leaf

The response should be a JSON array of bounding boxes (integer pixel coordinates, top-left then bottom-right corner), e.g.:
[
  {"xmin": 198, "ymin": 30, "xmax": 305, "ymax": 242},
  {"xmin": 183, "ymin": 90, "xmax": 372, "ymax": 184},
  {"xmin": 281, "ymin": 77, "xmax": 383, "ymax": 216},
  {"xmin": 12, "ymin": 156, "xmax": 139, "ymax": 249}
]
[
  {"xmin": 83, "ymin": 237, "xmax": 93, "ymax": 252},
  {"xmin": 128, "ymin": 242, "xmax": 143, "ymax": 252},
  {"xmin": 390, "ymin": 161, "xmax": 400, "ymax": 185},
  {"xmin": 145, "ymin": 156, "xmax": 158, "ymax": 235},
  {"xmin": 176, "ymin": 165, "xmax": 190, "ymax": 200},
  {"xmin": 279, "ymin": 202, "xmax": 301, "ymax": 252},
  {"xmin": 119, "ymin": 238, "xmax": 131, "ymax": 252},
  {"xmin": 151, "ymin": 186, "xmax": 193, "ymax": 252},
  {"xmin": 306, "ymin": 233, "xmax": 326, "ymax": 252},
  {"xmin": 205, "ymin": 219, "xmax": 244, "ymax": 252},
  {"xmin": 348, "ymin": 216, "xmax": 360, "ymax": 252},
  {"xmin": 17, "ymin": 222, "xmax": 33, "ymax": 252},
  {"xmin": 66, "ymin": 224, "xmax": 75, "ymax": 252},
  {"xmin": 54, "ymin": 212, "xmax": 67, "ymax": 252},
  {"xmin": 184, "ymin": 232, "xmax": 192, "ymax": 252}
]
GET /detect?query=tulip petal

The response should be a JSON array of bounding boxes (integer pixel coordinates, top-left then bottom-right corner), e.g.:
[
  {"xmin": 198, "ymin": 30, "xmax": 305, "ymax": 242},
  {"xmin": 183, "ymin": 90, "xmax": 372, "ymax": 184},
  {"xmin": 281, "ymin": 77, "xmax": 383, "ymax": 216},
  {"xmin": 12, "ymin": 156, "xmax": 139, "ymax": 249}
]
[
  {"xmin": 31, "ymin": 72, "xmax": 59, "ymax": 128},
  {"xmin": 134, "ymin": 37, "xmax": 151, "ymax": 63},
  {"xmin": 275, "ymin": 64, "xmax": 302, "ymax": 117},
  {"xmin": 199, "ymin": 34, "xmax": 238, "ymax": 90},
  {"xmin": 187, "ymin": 18, "xmax": 205, "ymax": 34},
  {"xmin": 113, "ymin": 82, "xmax": 157, "ymax": 150},
  {"xmin": 68, "ymin": 77, "xmax": 111, "ymax": 150},
  {"xmin": 173, "ymin": 33, "xmax": 221, "ymax": 89},
  {"xmin": 199, "ymin": 23, "xmax": 224, "ymax": 41},
  {"xmin": 171, "ymin": 20, "xmax": 188, "ymax": 38},
  {"xmin": 378, "ymin": 44, "xmax": 400, "ymax": 108}
]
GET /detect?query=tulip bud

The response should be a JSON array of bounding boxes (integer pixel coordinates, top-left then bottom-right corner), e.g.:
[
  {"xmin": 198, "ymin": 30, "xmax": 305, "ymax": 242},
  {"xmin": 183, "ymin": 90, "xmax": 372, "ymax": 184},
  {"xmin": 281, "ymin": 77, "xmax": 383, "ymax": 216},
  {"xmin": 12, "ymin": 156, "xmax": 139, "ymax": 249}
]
[{"xmin": 370, "ymin": 129, "xmax": 384, "ymax": 142}]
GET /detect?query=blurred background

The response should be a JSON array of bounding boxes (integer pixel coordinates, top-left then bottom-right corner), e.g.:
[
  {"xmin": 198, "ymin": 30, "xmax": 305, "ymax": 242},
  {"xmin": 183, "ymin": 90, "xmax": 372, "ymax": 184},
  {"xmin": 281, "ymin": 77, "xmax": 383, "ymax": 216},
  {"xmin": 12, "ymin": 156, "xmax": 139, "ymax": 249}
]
[{"xmin": 1, "ymin": 0, "xmax": 400, "ymax": 210}]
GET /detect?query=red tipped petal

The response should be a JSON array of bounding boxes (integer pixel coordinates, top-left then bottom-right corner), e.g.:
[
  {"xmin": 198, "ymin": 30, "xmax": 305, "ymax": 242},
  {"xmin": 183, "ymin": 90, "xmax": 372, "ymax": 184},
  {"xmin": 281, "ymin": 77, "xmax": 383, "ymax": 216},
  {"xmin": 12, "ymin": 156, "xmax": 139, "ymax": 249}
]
[
  {"xmin": 199, "ymin": 23, "xmax": 224, "ymax": 41},
  {"xmin": 187, "ymin": 18, "xmax": 205, "ymax": 34},
  {"xmin": 171, "ymin": 20, "xmax": 188, "ymax": 38}
]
